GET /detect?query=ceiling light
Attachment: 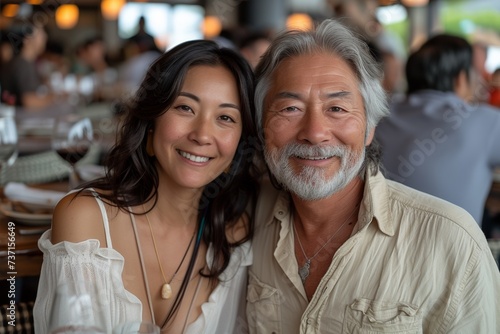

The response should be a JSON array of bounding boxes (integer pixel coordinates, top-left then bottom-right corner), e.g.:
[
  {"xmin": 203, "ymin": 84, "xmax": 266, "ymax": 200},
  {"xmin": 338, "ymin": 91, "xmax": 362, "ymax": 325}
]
[
  {"xmin": 56, "ymin": 4, "xmax": 79, "ymax": 29},
  {"xmin": 286, "ymin": 13, "xmax": 313, "ymax": 31},
  {"xmin": 101, "ymin": 0, "xmax": 125, "ymax": 21}
]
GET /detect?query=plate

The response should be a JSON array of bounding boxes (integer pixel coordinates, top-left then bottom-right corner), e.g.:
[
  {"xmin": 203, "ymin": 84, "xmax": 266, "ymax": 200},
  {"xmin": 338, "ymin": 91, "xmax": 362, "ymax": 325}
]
[
  {"xmin": 0, "ymin": 203, "xmax": 52, "ymax": 226},
  {"xmin": 10, "ymin": 200, "xmax": 56, "ymax": 212},
  {"xmin": 4, "ymin": 182, "xmax": 65, "ymax": 211}
]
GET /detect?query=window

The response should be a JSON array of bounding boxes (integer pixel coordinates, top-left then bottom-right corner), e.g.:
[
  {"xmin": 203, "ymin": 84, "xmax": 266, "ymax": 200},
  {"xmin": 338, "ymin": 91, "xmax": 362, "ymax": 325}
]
[{"xmin": 118, "ymin": 3, "xmax": 204, "ymax": 51}]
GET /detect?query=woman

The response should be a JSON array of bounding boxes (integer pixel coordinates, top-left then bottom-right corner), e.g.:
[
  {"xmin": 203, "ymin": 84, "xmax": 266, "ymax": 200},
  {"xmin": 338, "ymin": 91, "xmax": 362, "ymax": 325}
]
[{"xmin": 34, "ymin": 40, "xmax": 260, "ymax": 333}]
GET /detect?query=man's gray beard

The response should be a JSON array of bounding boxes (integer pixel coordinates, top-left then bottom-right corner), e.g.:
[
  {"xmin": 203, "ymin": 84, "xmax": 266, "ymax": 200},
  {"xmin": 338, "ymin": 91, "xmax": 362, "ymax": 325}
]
[{"xmin": 264, "ymin": 143, "xmax": 365, "ymax": 201}]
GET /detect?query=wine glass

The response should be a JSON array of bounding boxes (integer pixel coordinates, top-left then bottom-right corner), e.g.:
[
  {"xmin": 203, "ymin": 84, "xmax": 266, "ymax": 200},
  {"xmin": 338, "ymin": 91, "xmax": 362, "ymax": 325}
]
[
  {"xmin": 48, "ymin": 281, "xmax": 106, "ymax": 333},
  {"xmin": 52, "ymin": 114, "xmax": 93, "ymax": 190},
  {"xmin": 0, "ymin": 105, "xmax": 18, "ymax": 178}
]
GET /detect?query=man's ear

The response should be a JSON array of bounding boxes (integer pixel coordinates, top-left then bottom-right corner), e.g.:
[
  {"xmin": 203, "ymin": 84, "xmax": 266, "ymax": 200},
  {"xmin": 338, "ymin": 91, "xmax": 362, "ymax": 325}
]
[
  {"xmin": 365, "ymin": 127, "xmax": 375, "ymax": 146},
  {"xmin": 454, "ymin": 70, "xmax": 470, "ymax": 101}
]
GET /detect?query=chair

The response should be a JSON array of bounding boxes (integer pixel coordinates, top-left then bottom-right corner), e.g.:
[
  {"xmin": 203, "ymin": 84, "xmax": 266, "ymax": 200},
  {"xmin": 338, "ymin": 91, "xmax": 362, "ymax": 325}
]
[{"xmin": 0, "ymin": 301, "xmax": 34, "ymax": 334}]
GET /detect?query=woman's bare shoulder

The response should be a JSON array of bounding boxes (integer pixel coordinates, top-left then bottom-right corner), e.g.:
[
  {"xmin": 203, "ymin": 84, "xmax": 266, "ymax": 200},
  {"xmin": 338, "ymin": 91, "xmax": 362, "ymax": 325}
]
[{"xmin": 51, "ymin": 190, "xmax": 117, "ymax": 245}]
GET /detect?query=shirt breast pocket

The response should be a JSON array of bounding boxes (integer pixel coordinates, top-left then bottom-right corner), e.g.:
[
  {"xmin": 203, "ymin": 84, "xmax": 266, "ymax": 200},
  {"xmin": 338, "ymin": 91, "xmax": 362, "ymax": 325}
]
[
  {"xmin": 247, "ymin": 271, "xmax": 282, "ymax": 334},
  {"xmin": 342, "ymin": 298, "xmax": 423, "ymax": 334}
]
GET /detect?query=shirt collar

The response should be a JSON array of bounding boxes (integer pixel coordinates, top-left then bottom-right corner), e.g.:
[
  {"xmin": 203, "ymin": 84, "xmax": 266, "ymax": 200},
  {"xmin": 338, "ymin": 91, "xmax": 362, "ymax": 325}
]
[
  {"xmin": 360, "ymin": 169, "xmax": 394, "ymax": 236},
  {"xmin": 266, "ymin": 189, "xmax": 290, "ymax": 226},
  {"xmin": 266, "ymin": 167, "xmax": 395, "ymax": 236}
]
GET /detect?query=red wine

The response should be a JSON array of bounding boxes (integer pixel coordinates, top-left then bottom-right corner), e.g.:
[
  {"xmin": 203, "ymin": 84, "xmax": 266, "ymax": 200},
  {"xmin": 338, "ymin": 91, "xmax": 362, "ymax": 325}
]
[{"xmin": 56, "ymin": 147, "xmax": 89, "ymax": 165}]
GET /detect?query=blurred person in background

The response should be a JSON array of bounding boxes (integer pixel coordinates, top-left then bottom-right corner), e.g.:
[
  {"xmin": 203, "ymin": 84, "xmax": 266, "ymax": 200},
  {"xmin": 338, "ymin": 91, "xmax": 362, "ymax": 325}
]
[
  {"xmin": 0, "ymin": 31, "xmax": 14, "ymax": 70},
  {"xmin": 75, "ymin": 36, "xmax": 119, "ymax": 102},
  {"xmin": 37, "ymin": 40, "xmax": 70, "ymax": 89},
  {"xmin": 238, "ymin": 31, "xmax": 272, "ymax": 70},
  {"xmin": 75, "ymin": 36, "xmax": 109, "ymax": 75},
  {"xmin": 471, "ymin": 42, "xmax": 492, "ymax": 103},
  {"xmin": 118, "ymin": 37, "xmax": 162, "ymax": 97},
  {"xmin": 366, "ymin": 39, "xmax": 404, "ymax": 96},
  {"xmin": 376, "ymin": 34, "xmax": 500, "ymax": 231},
  {"xmin": 489, "ymin": 68, "xmax": 500, "ymax": 108},
  {"xmin": 329, "ymin": 0, "xmax": 378, "ymax": 37},
  {"xmin": 127, "ymin": 16, "xmax": 157, "ymax": 54},
  {"xmin": 330, "ymin": 0, "xmax": 406, "ymax": 96},
  {"xmin": 0, "ymin": 21, "xmax": 56, "ymax": 108}
]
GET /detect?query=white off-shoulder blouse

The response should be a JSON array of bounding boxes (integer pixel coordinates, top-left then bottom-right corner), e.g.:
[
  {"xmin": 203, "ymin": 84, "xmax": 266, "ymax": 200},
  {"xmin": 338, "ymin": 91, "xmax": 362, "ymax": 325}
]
[{"xmin": 33, "ymin": 194, "xmax": 252, "ymax": 334}]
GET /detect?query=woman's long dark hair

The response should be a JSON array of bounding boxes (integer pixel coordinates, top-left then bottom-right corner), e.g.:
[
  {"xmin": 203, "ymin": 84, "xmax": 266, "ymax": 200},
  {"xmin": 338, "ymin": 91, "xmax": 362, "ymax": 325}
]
[{"xmin": 84, "ymin": 40, "xmax": 260, "ymax": 323}]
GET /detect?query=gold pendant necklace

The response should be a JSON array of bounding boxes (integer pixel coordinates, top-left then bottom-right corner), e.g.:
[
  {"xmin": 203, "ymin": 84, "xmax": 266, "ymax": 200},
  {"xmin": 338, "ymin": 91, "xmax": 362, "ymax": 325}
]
[{"xmin": 143, "ymin": 205, "xmax": 195, "ymax": 300}]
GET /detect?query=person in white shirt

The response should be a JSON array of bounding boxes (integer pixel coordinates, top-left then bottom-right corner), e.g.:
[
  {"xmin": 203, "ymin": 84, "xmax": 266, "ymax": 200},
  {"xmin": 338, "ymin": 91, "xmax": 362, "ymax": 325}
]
[{"xmin": 247, "ymin": 18, "xmax": 500, "ymax": 334}]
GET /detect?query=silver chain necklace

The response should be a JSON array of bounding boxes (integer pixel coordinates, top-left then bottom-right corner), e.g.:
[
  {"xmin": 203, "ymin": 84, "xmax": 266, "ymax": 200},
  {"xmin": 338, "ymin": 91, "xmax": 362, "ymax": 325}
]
[{"xmin": 293, "ymin": 205, "xmax": 359, "ymax": 284}]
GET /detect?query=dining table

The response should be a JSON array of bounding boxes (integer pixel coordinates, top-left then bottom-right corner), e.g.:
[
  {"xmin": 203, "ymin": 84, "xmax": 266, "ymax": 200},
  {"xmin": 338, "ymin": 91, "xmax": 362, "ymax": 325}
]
[
  {"xmin": 0, "ymin": 181, "xmax": 67, "ymax": 281},
  {"xmin": 16, "ymin": 102, "xmax": 118, "ymax": 156},
  {"xmin": 0, "ymin": 101, "xmax": 118, "ymax": 185},
  {"xmin": 0, "ymin": 100, "xmax": 118, "ymax": 311}
]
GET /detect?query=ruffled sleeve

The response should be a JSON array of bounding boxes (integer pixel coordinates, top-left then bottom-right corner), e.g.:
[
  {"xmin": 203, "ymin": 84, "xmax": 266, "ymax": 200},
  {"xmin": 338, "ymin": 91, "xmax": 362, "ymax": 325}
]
[{"xmin": 33, "ymin": 230, "xmax": 142, "ymax": 334}]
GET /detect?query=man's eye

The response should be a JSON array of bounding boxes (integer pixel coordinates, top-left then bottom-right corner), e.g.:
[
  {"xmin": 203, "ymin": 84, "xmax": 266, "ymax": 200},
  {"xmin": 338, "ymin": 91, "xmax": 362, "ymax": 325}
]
[
  {"xmin": 281, "ymin": 106, "xmax": 299, "ymax": 112},
  {"xmin": 329, "ymin": 106, "xmax": 344, "ymax": 112}
]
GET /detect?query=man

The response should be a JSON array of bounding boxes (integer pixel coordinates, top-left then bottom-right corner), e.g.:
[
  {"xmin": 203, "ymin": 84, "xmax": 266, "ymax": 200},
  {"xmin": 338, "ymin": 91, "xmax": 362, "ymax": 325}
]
[
  {"xmin": 376, "ymin": 35, "xmax": 500, "ymax": 227},
  {"xmin": 127, "ymin": 16, "xmax": 157, "ymax": 53},
  {"xmin": 247, "ymin": 19, "xmax": 500, "ymax": 333},
  {"xmin": 238, "ymin": 31, "xmax": 272, "ymax": 70}
]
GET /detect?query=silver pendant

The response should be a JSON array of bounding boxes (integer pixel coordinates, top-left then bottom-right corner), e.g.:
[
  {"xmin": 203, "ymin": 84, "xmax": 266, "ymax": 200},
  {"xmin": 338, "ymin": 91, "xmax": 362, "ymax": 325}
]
[{"xmin": 298, "ymin": 259, "xmax": 311, "ymax": 283}]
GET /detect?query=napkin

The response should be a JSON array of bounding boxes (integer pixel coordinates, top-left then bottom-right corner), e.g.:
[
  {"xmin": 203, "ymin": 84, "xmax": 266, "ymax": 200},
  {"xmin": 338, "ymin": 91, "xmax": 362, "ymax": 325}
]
[
  {"xmin": 4, "ymin": 182, "xmax": 66, "ymax": 210},
  {"xmin": 77, "ymin": 164, "xmax": 106, "ymax": 182}
]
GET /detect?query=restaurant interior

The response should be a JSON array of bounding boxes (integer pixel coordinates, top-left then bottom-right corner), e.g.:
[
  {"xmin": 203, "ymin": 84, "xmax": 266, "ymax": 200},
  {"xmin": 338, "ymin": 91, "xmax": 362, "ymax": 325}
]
[{"xmin": 0, "ymin": 0, "xmax": 499, "ymax": 331}]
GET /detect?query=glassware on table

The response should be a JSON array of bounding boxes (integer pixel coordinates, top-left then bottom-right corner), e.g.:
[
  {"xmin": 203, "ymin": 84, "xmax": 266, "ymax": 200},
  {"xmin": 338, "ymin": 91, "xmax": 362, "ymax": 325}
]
[
  {"xmin": 52, "ymin": 114, "xmax": 93, "ymax": 190},
  {"xmin": 0, "ymin": 105, "xmax": 18, "ymax": 175},
  {"xmin": 113, "ymin": 322, "xmax": 161, "ymax": 334},
  {"xmin": 48, "ymin": 281, "xmax": 106, "ymax": 333}
]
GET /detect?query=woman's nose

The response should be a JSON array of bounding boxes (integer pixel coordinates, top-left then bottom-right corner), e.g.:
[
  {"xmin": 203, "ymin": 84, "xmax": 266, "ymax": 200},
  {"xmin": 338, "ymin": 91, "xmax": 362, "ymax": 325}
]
[{"xmin": 188, "ymin": 117, "xmax": 214, "ymax": 145}]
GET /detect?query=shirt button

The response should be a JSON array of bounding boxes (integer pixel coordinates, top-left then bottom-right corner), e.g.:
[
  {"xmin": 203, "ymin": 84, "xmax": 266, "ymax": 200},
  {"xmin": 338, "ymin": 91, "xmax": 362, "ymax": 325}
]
[
  {"xmin": 307, "ymin": 319, "xmax": 312, "ymax": 324},
  {"xmin": 277, "ymin": 210, "xmax": 284, "ymax": 216}
]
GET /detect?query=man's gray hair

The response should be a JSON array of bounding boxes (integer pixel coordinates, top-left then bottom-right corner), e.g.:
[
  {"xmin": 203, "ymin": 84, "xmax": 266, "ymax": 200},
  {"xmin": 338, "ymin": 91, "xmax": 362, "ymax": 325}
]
[{"xmin": 254, "ymin": 18, "xmax": 389, "ymax": 173}]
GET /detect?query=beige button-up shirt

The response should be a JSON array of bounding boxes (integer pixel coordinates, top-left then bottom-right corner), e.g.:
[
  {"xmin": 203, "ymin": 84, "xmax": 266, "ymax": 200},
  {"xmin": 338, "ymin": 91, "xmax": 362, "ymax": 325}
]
[{"xmin": 247, "ymin": 169, "xmax": 500, "ymax": 334}]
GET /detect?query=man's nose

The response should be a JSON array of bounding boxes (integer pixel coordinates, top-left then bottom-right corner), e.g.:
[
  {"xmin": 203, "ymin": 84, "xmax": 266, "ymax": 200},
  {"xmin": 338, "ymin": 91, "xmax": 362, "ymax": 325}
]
[{"xmin": 297, "ymin": 109, "xmax": 332, "ymax": 145}]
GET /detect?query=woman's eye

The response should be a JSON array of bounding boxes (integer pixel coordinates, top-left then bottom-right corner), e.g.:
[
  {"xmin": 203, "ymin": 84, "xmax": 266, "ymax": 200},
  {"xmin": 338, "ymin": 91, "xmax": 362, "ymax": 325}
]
[
  {"xmin": 175, "ymin": 105, "xmax": 193, "ymax": 112},
  {"xmin": 219, "ymin": 115, "xmax": 235, "ymax": 123}
]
